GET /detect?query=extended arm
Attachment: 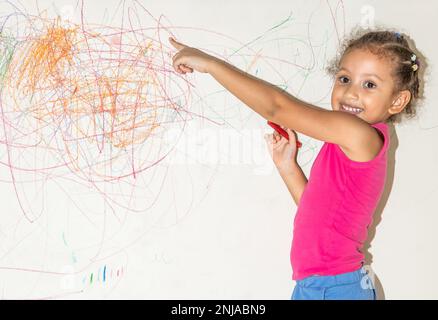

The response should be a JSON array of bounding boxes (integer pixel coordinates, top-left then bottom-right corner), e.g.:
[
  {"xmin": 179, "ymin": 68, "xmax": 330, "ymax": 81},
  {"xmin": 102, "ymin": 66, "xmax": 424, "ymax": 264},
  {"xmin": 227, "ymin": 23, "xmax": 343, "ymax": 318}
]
[
  {"xmin": 207, "ymin": 58, "xmax": 371, "ymax": 151},
  {"xmin": 170, "ymin": 38, "xmax": 379, "ymax": 152}
]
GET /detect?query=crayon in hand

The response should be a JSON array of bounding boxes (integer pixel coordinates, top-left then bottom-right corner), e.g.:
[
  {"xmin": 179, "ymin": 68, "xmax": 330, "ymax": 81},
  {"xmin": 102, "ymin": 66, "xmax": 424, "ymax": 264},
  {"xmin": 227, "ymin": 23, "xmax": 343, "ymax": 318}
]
[{"xmin": 267, "ymin": 121, "xmax": 302, "ymax": 148}]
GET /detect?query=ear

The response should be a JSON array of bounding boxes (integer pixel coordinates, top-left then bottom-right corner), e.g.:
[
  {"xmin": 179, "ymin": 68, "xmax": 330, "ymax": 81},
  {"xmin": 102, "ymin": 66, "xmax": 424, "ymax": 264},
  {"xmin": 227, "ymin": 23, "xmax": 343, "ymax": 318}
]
[{"xmin": 388, "ymin": 90, "xmax": 411, "ymax": 115}]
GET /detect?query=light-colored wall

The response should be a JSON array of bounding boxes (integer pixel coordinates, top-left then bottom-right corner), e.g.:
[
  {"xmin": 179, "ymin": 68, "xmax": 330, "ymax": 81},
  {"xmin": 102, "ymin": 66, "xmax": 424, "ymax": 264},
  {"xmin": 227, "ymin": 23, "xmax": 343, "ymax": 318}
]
[{"xmin": 0, "ymin": 0, "xmax": 436, "ymax": 299}]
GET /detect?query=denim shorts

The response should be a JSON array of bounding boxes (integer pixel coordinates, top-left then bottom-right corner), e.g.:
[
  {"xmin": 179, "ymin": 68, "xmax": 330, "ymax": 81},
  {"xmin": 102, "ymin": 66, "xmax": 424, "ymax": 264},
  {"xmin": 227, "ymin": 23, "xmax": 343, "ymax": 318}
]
[{"xmin": 291, "ymin": 267, "xmax": 376, "ymax": 300}]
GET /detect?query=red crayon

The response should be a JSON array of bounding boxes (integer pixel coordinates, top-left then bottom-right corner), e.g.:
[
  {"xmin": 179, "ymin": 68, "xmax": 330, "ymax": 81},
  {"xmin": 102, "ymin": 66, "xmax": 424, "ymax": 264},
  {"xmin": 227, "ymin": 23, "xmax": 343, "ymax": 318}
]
[{"xmin": 267, "ymin": 121, "xmax": 302, "ymax": 148}]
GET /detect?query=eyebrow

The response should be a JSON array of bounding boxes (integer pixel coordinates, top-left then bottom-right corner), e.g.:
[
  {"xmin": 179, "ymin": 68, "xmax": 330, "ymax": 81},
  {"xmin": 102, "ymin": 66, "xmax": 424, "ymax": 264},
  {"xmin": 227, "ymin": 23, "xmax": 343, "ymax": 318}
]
[{"xmin": 337, "ymin": 67, "xmax": 384, "ymax": 81}]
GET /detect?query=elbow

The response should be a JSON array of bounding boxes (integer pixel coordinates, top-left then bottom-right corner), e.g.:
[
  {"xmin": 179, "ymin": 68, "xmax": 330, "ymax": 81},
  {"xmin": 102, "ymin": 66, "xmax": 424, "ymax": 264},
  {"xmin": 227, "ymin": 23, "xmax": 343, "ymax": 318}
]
[
  {"xmin": 266, "ymin": 106, "xmax": 278, "ymax": 120},
  {"xmin": 266, "ymin": 91, "xmax": 282, "ymax": 120}
]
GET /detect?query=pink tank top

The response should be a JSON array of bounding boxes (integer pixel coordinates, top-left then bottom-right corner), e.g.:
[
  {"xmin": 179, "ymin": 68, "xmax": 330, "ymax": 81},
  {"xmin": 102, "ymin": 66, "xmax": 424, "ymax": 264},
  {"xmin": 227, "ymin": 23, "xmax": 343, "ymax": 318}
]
[{"xmin": 291, "ymin": 122, "xmax": 389, "ymax": 281}]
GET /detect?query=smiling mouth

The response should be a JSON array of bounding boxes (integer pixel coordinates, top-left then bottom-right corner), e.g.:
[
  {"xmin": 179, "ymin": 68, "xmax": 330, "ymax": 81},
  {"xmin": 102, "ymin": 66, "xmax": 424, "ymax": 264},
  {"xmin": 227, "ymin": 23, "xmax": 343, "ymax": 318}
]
[{"xmin": 340, "ymin": 104, "xmax": 364, "ymax": 114}]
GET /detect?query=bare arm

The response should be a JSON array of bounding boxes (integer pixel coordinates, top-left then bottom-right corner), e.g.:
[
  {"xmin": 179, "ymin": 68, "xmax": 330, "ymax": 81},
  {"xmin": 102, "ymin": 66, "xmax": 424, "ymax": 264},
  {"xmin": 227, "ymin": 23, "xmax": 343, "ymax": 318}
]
[
  {"xmin": 207, "ymin": 58, "xmax": 280, "ymax": 120},
  {"xmin": 170, "ymin": 38, "xmax": 381, "ymax": 155},
  {"xmin": 264, "ymin": 128, "xmax": 307, "ymax": 207},
  {"xmin": 277, "ymin": 164, "xmax": 308, "ymax": 207},
  {"xmin": 208, "ymin": 58, "xmax": 376, "ymax": 153}
]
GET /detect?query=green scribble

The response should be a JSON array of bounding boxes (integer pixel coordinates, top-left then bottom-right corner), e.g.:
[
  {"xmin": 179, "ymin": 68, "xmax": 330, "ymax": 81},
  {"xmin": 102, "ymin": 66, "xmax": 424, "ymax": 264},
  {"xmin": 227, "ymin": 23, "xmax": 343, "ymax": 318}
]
[
  {"xmin": 230, "ymin": 11, "xmax": 294, "ymax": 56},
  {"xmin": 0, "ymin": 32, "xmax": 16, "ymax": 87},
  {"xmin": 62, "ymin": 232, "xmax": 68, "ymax": 246}
]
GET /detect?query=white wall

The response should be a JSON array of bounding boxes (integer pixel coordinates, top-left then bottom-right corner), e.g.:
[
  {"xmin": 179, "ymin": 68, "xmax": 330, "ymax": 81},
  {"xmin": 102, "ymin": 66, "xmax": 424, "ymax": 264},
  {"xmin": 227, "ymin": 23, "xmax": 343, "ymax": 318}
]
[{"xmin": 0, "ymin": 0, "xmax": 436, "ymax": 299}]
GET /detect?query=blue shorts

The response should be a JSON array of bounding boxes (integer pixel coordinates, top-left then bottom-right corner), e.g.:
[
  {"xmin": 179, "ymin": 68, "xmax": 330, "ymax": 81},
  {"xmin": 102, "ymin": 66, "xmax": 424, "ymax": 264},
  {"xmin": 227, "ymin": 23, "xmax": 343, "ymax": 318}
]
[{"xmin": 291, "ymin": 267, "xmax": 376, "ymax": 300}]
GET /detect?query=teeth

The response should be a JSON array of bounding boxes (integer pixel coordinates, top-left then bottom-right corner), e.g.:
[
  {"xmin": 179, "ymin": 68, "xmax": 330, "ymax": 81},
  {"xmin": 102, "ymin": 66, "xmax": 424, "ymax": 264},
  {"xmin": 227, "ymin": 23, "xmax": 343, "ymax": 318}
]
[{"xmin": 341, "ymin": 104, "xmax": 363, "ymax": 113}]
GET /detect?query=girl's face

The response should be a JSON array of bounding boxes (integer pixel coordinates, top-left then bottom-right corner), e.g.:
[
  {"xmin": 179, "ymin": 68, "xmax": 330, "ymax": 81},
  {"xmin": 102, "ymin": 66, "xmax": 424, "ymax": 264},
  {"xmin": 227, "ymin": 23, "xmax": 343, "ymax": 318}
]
[{"xmin": 331, "ymin": 48, "xmax": 405, "ymax": 124}]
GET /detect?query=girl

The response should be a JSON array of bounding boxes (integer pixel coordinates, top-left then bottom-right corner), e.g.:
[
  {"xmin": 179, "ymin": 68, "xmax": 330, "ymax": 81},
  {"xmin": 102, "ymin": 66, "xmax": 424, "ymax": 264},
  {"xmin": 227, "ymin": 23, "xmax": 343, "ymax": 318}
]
[{"xmin": 169, "ymin": 30, "xmax": 423, "ymax": 300}]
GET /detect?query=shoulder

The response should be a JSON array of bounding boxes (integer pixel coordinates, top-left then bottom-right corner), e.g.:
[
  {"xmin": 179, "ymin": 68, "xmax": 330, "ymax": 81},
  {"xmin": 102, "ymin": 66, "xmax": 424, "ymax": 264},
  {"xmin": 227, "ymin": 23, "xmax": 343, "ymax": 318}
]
[{"xmin": 340, "ymin": 126, "xmax": 384, "ymax": 162}]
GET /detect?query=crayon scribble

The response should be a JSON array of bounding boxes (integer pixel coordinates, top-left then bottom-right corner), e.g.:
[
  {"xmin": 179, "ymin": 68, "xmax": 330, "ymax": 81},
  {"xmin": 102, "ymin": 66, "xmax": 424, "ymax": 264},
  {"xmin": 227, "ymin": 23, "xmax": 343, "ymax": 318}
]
[{"xmin": 0, "ymin": 0, "xmax": 345, "ymax": 299}]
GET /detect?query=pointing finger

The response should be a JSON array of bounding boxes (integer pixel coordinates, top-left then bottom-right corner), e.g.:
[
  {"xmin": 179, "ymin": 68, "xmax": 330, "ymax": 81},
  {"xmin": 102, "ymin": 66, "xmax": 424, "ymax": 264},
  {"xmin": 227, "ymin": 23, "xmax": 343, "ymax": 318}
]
[{"xmin": 169, "ymin": 37, "xmax": 186, "ymax": 50}]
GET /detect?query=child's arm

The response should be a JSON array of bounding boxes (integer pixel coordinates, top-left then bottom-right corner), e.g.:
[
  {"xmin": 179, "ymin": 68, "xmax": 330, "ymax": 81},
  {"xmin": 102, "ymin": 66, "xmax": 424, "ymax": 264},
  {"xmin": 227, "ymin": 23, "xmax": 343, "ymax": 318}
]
[
  {"xmin": 278, "ymin": 164, "xmax": 308, "ymax": 206},
  {"xmin": 265, "ymin": 128, "xmax": 307, "ymax": 206},
  {"xmin": 170, "ymin": 38, "xmax": 380, "ymax": 154}
]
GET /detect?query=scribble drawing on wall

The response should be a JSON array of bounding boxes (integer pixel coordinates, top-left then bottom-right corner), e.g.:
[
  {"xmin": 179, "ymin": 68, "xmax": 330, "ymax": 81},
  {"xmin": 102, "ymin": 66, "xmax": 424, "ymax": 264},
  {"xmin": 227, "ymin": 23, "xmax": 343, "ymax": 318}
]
[{"xmin": 0, "ymin": 0, "xmax": 343, "ymax": 298}]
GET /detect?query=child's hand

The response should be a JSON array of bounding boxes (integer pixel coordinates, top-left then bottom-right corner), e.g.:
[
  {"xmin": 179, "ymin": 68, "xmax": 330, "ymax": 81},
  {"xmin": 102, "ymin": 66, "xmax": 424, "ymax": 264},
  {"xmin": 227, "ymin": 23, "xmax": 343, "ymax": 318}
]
[
  {"xmin": 169, "ymin": 37, "xmax": 215, "ymax": 74},
  {"xmin": 264, "ymin": 127, "xmax": 299, "ymax": 174}
]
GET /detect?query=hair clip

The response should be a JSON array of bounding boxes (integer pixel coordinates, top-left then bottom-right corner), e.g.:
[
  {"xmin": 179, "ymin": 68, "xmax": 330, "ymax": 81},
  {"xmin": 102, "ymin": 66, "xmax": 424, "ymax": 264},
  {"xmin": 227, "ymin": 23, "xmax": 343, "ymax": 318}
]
[
  {"xmin": 412, "ymin": 63, "xmax": 419, "ymax": 72},
  {"xmin": 410, "ymin": 54, "xmax": 419, "ymax": 72},
  {"xmin": 395, "ymin": 32, "xmax": 402, "ymax": 39}
]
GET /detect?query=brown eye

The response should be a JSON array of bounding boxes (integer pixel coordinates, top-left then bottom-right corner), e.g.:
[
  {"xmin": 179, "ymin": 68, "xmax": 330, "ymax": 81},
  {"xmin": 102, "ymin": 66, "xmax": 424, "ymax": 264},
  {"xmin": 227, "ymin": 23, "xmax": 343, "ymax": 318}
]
[
  {"xmin": 338, "ymin": 76, "xmax": 349, "ymax": 84},
  {"xmin": 364, "ymin": 81, "xmax": 376, "ymax": 89}
]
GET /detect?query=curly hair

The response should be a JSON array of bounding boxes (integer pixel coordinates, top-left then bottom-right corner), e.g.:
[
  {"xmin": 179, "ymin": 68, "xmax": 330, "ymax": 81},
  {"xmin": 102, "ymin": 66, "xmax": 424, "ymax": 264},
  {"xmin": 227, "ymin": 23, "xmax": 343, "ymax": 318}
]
[{"xmin": 327, "ymin": 28, "xmax": 426, "ymax": 124}]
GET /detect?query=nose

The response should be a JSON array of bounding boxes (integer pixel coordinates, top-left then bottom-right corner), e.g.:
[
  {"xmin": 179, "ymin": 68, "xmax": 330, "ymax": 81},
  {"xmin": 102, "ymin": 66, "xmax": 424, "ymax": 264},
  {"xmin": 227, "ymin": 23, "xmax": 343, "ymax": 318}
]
[{"xmin": 344, "ymin": 82, "xmax": 360, "ymax": 100}]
